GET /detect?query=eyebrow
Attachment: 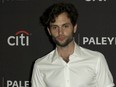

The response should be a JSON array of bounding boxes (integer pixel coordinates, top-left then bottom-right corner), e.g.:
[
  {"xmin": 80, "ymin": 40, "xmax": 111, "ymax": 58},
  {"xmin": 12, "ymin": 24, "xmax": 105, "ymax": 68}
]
[{"xmin": 50, "ymin": 23, "xmax": 71, "ymax": 26}]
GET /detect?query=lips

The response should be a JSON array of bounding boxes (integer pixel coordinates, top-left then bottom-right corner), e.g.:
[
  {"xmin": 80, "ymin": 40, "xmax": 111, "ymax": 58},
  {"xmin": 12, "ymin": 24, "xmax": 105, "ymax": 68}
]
[{"xmin": 57, "ymin": 36, "xmax": 65, "ymax": 41}]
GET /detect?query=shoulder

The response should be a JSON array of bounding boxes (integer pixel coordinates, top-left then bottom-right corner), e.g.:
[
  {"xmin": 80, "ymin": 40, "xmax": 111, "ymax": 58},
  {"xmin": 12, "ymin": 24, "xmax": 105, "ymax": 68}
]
[
  {"xmin": 78, "ymin": 46, "xmax": 107, "ymax": 70},
  {"xmin": 34, "ymin": 50, "xmax": 55, "ymax": 65},
  {"xmin": 79, "ymin": 46, "xmax": 105, "ymax": 60}
]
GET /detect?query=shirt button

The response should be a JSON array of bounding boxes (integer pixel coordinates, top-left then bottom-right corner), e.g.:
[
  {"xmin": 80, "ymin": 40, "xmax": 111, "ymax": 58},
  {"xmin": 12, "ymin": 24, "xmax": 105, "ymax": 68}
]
[{"xmin": 67, "ymin": 80, "xmax": 69, "ymax": 82}]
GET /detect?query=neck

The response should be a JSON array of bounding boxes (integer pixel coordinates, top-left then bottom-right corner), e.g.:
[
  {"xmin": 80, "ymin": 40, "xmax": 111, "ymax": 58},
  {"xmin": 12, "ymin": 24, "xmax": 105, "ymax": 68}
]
[{"xmin": 56, "ymin": 40, "xmax": 75, "ymax": 62}]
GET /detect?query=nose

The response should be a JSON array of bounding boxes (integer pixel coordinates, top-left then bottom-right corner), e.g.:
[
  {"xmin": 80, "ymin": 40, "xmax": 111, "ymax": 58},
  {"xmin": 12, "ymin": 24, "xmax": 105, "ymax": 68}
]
[{"xmin": 58, "ymin": 27, "xmax": 63, "ymax": 35}]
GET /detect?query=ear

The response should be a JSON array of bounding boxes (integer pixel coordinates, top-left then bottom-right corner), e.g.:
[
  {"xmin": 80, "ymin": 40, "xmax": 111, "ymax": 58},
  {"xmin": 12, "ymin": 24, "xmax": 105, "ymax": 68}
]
[
  {"xmin": 47, "ymin": 27, "xmax": 51, "ymax": 35},
  {"xmin": 74, "ymin": 24, "xmax": 77, "ymax": 33}
]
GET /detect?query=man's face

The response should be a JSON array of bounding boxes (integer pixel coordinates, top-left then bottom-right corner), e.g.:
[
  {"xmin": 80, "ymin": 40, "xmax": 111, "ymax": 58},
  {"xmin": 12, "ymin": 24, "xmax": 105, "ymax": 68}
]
[{"xmin": 48, "ymin": 12, "xmax": 77, "ymax": 47}]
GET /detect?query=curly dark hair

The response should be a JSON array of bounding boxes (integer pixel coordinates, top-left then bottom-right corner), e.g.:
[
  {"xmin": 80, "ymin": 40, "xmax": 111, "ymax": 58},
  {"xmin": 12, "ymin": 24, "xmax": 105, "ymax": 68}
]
[{"xmin": 40, "ymin": 2, "xmax": 78, "ymax": 28}]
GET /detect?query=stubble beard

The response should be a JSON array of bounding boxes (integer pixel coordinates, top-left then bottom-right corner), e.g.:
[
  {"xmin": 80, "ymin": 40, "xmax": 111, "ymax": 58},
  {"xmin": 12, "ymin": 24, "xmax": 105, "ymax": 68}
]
[{"xmin": 52, "ymin": 34, "xmax": 74, "ymax": 47}]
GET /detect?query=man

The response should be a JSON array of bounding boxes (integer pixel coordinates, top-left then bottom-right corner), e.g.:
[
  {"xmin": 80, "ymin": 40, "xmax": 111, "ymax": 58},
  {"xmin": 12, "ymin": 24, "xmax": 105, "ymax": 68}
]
[{"xmin": 31, "ymin": 2, "xmax": 115, "ymax": 87}]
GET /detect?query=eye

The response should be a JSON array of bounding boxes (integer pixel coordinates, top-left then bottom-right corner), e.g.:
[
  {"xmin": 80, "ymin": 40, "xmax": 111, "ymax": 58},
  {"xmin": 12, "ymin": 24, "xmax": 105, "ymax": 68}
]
[
  {"xmin": 64, "ymin": 25, "xmax": 69, "ymax": 28},
  {"xmin": 50, "ymin": 26, "xmax": 58, "ymax": 30},
  {"xmin": 63, "ymin": 24, "xmax": 70, "ymax": 29}
]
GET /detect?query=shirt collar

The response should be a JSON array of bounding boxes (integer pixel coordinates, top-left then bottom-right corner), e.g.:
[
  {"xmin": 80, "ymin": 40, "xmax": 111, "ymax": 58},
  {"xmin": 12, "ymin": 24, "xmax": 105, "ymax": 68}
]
[{"xmin": 51, "ymin": 41, "xmax": 82, "ymax": 63}]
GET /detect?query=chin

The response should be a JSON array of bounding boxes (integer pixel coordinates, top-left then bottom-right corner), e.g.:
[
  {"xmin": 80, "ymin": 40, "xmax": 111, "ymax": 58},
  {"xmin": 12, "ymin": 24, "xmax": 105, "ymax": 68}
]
[
  {"xmin": 53, "ymin": 37, "xmax": 73, "ymax": 47},
  {"xmin": 57, "ymin": 42, "xmax": 70, "ymax": 47}
]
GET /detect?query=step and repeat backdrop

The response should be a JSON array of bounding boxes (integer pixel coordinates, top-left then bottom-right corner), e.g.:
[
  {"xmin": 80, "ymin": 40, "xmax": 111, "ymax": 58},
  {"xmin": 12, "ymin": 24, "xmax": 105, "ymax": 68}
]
[{"xmin": 1, "ymin": 0, "xmax": 116, "ymax": 87}]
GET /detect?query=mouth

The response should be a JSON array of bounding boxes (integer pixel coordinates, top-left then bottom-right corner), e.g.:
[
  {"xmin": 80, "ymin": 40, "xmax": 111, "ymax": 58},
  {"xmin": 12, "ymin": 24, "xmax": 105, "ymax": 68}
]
[{"xmin": 57, "ymin": 36, "xmax": 65, "ymax": 41}]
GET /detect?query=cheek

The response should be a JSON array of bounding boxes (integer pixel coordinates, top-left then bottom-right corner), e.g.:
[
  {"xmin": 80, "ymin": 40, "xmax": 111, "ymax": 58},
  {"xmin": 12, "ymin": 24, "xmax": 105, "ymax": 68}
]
[
  {"xmin": 64, "ymin": 29, "xmax": 74, "ymax": 36},
  {"xmin": 48, "ymin": 29, "xmax": 57, "ymax": 36},
  {"xmin": 50, "ymin": 31, "xmax": 58, "ymax": 37}
]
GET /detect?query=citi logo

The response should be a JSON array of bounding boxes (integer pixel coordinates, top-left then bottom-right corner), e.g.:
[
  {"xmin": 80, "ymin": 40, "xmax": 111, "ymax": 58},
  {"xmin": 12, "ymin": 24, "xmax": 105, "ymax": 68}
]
[{"xmin": 7, "ymin": 30, "xmax": 30, "ymax": 46}]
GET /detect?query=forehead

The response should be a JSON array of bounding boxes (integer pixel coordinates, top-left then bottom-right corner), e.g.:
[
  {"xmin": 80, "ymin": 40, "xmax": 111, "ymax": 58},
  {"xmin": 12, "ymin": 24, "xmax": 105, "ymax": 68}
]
[{"xmin": 50, "ymin": 12, "xmax": 71, "ymax": 25}]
